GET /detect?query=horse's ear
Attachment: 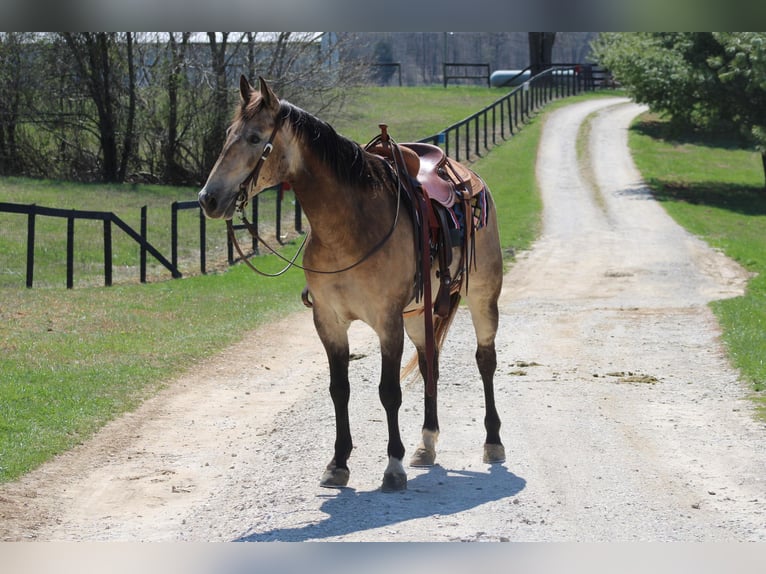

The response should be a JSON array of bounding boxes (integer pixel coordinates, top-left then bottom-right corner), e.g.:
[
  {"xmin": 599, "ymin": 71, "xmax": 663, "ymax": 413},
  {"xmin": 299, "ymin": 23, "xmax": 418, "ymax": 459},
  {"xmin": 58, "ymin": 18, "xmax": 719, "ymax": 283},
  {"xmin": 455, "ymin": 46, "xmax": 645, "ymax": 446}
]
[
  {"xmin": 240, "ymin": 75, "xmax": 254, "ymax": 104},
  {"xmin": 258, "ymin": 76, "xmax": 279, "ymax": 112}
]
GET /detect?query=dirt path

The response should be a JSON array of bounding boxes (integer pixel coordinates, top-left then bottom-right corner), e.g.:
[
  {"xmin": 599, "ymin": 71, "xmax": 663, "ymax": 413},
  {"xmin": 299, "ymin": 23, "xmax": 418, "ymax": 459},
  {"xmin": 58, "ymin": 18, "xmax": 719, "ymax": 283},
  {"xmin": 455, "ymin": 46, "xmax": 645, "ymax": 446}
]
[{"xmin": 2, "ymin": 97, "xmax": 764, "ymax": 542}]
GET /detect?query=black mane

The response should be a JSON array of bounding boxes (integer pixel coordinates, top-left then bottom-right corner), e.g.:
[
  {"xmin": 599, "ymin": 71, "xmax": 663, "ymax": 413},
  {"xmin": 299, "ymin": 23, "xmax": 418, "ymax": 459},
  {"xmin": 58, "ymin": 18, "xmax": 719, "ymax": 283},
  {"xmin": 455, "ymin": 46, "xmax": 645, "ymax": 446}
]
[{"xmin": 280, "ymin": 101, "xmax": 394, "ymax": 190}]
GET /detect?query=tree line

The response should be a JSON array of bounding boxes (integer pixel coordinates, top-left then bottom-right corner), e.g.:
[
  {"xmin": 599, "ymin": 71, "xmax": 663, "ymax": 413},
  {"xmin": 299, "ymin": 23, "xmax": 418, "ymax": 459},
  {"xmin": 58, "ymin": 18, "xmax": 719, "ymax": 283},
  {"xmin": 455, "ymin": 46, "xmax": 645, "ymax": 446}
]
[
  {"xmin": 0, "ymin": 32, "xmax": 594, "ymax": 186},
  {"xmin": 0, "ymin": 32, "xmax": 368, "ymax": 186}
]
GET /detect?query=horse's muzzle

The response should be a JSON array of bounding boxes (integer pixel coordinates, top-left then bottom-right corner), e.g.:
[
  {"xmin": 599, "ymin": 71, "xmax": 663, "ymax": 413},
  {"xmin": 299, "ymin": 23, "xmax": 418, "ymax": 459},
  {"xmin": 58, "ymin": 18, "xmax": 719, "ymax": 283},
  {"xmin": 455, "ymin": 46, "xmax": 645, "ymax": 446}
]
[
  {"xmin": 197, "ymin": 188, "xmax": 216, "ymax": 215},
  {"xmin": 198, "ymin": 187, "xmax": 235, "ymax": 220}
]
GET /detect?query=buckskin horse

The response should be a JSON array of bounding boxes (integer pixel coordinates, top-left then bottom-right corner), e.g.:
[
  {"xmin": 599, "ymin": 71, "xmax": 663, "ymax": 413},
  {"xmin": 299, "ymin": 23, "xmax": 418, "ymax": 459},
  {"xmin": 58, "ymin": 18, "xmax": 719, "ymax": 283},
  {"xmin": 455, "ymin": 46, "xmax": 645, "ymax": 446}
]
[{"xmin": 198, "ymin": 76, "xmax": 505, "ymax": 492}]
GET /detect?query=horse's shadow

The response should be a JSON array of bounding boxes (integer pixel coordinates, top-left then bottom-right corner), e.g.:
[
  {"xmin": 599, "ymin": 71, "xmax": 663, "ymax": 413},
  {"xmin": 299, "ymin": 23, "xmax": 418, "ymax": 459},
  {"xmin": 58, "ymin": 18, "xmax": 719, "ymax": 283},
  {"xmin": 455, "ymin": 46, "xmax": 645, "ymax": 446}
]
[{"xmin": 236, "ymin": 464, "xmax": 525, "ymax": 542}]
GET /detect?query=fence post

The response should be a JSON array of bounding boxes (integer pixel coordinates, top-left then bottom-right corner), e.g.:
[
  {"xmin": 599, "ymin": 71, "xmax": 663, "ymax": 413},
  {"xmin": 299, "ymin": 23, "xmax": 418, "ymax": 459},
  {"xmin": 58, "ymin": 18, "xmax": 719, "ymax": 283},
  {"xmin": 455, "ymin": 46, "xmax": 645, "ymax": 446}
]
[
  {"xmin": 276, "ymin": 186, "xmax": 283, "ymax": 245},
  {"xmin": 171, "ymin": 201, "xmax": 179, "ymax": 270},
  {"xmin": 199, "ymin": 205, "xmax": 206, "ymax": 274},
  {"xmin": 103, "ymin": 217, "xmax": 112, "ymax": 287},
  {"xmin": 464, "ymin": 122, "xmax": 469, "ymax": 161},
  {"xmin": 251, "ymin": 195, "xmax": 259, "ymax": 254},
  {"xmin": 140, "ymin": 205, "xmax": 147, "ymax": 283},
  {"xmin": 66, "ymin": 214, "xmax": 74, "ymax": 289},
  {"xmin": 492, "ymin": 106, "xmax": 496, "ymax": 145},
  {"xmin": 26, "ymin": 206, "xmax": 36, "ymax": 288},
  {"xmin": 294, "ymin": 198, "xmax": 303, "ymax": 234},
  {"xmin": 474, "ymin": 116, "xmax": 479, "ymax": 157}
]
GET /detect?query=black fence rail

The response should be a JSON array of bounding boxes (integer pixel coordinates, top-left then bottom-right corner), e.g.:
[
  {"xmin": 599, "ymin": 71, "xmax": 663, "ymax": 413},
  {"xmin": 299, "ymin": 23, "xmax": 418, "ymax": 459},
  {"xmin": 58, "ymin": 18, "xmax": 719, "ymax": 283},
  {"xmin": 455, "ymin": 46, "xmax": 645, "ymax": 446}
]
[
  {"xmin": 443, "ymin": 62, "xmax": 491, "ymax": 87},
  {"xmin": 171, "ymin": 200, "xmax": 208, "ymax": 274},
  {"xmin": 419, "ymin": 65, "xmax": 591, "ymax": 162},
  {"xmin": 1, "ymin": 183, "xmax": 304, "ymax": 289},
  {"xmin": 0, "ymin": 201, "xmax": 181, "ymax": 288}
]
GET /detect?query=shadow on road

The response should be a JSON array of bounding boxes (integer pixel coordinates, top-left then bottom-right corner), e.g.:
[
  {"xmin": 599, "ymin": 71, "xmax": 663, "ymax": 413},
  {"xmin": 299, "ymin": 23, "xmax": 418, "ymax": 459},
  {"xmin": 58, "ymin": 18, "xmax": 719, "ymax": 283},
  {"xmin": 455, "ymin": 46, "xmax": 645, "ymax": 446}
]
[{"xmin": 236, "ymin": 464, "xmax": 525, "ymax": 542}]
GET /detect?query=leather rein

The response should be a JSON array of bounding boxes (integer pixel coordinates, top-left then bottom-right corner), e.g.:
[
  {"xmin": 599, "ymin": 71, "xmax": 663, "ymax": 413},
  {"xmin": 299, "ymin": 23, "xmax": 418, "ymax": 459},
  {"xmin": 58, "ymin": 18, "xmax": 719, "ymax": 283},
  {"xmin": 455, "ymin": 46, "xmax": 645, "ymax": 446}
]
[{"xmin": 226, "ymin": 118, "xmax": 405, "ymax": 279}]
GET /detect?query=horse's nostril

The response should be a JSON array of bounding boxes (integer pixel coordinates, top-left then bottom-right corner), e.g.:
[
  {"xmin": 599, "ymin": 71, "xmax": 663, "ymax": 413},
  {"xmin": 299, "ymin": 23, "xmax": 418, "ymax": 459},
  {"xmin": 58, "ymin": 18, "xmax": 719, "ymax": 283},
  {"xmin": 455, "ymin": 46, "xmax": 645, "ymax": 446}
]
[{"xmin": 198, "ymin": 190, "xmax": 217, "ymax": 212}]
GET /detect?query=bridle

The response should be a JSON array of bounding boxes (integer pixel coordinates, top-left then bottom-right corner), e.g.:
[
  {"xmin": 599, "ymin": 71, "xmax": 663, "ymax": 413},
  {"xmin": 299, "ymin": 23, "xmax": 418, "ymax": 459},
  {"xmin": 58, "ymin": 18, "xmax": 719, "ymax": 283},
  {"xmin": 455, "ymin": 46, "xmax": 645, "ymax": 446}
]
[{"xmin": 226, "ymin": 116, "xmax": 408, "ymax": 279}]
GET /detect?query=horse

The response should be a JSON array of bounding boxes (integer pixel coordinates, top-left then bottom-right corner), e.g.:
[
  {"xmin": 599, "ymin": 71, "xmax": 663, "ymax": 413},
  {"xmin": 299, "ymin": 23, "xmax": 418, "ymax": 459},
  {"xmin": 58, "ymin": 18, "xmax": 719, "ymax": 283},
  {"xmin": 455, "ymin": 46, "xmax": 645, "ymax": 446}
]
[{"xmin": 198, "ymin": 76, "xmax": 505, "ymax": 492}]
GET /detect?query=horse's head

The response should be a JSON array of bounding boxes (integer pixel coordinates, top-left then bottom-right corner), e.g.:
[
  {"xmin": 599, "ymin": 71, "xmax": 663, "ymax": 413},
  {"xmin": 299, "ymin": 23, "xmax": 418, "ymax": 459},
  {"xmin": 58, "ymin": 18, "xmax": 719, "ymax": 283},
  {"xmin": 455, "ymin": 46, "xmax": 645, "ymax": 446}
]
[{"xmin": 198, "ymin": 75, "xmax": 287, "ymax": 219}]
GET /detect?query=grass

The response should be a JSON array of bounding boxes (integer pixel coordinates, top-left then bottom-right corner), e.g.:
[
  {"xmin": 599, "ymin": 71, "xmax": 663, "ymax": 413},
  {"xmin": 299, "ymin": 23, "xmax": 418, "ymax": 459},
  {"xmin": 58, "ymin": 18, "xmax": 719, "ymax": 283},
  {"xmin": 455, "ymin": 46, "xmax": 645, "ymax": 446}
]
[
  {"xmin": 629, "ymin": 115, "xmax": 766, "ymax": 407},
  {"xmin": 0, "ymin": 249, "xmax": 308, "ymax": 481},
  {"xmin": 331, "ymin": 85, "xmax": 508, "ymax": 144}
]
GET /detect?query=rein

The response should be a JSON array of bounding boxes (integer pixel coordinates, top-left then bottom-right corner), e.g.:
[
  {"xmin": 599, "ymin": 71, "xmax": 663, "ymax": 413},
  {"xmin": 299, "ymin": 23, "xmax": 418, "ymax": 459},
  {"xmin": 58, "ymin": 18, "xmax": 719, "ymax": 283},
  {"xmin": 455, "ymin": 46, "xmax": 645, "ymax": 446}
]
[{"xmin": 227, "ymin": 123, "xmax": 406, "ymax": 278}]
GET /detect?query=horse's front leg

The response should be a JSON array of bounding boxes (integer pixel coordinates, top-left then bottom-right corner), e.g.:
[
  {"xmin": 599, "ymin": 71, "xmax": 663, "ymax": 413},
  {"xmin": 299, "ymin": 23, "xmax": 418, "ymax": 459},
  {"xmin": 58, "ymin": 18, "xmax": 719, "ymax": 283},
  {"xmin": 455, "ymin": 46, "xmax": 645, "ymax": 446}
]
[
  {"xmin": 314, "ymin": 312, "xmax": 353, "ymax": 488},
  {"xmin": 378, "ymin": 324, "xmax": 407, "ymax": 492}
]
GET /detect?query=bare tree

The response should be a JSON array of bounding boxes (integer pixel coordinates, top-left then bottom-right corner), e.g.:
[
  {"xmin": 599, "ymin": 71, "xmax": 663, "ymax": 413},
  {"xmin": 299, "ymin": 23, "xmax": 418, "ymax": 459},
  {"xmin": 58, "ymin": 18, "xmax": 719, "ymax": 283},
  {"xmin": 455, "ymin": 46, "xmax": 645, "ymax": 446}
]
[
  {"xmin": 61, "ymin": 32, "xmax": 137, "ymax": 183},
  {"xmin": 164, "ymin": 32, "xmax": 191, "ymax": 184},
  {"xmin": 0, "ymin": 33, "xmax": 27, "ymax": 174}
]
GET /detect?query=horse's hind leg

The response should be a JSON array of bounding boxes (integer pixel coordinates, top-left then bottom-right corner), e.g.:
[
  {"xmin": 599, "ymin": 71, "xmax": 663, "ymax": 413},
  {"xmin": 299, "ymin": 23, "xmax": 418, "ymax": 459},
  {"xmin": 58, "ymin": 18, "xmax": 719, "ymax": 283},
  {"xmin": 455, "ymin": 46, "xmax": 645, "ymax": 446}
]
[
  {"xmin": 467, "ymin": 296, "xmax": 506, "ymax": 464},
  {"xmin": 377, "ymin": 322, "xmax": 408, "ymax": 492},
  {"xmin": 411, "ymin": 347, "xmax": 440, "ymax": 466},
  {"xmin": 404, "ymin": 318, "xmax": 440, "ymax": 467}
]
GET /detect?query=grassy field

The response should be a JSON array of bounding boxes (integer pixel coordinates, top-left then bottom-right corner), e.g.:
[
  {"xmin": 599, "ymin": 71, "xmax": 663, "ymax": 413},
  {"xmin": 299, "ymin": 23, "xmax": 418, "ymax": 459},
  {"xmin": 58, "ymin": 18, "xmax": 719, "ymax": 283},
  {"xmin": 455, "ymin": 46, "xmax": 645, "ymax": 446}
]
[
  {"xmin": 331, "ymin": 85, "xmax": 506, "ymax": 144},
  {"xmin": 0, "ymin": 84, "xmax": 554, "ymax": 483},
  {"xmin": 629, "ymin": 116, "xmax": 766, "ymax": 406}
]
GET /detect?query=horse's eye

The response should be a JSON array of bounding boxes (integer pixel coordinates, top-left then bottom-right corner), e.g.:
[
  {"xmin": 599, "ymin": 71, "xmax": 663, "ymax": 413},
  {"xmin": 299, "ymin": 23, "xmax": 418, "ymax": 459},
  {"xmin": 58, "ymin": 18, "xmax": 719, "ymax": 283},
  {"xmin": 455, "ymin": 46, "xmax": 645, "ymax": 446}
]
[{"xmin": 247, "ymin": 133, "xmax": 261, "ymax": 145}]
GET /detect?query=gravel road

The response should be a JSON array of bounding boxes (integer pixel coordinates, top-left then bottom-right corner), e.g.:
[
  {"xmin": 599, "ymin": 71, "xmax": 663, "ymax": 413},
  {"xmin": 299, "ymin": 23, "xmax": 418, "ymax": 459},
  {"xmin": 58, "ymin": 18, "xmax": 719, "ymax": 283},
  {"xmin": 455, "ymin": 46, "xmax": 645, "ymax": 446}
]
[{"xmin": 2, "ymin": 97, "xmax": 764, "ymax": 542}]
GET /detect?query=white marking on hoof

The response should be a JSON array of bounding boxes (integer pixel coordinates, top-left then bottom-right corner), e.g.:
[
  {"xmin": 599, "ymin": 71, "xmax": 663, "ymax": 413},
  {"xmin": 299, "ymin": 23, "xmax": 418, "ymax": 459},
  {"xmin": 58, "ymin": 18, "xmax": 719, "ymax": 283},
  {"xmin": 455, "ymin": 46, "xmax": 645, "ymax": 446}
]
[
  {"xmin": 410, "ymin": 429, "xmax": 439, "ymax": 467},
  {"xmin": 382, "ymin": 456, "xmax": 407, "ymax": 492},
  {"xmin": 483, "ymin": 443, "xmax": 506, "ymax": 464}
]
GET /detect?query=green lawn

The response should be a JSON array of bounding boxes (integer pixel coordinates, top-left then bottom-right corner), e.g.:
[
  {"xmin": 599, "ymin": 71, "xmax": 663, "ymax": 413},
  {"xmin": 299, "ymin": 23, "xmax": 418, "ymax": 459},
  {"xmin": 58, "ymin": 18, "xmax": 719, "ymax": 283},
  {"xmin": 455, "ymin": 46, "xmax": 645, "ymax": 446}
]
[
  {"xmin": 629, "ymin": 115, "xmax": 766, "ymax": 406},
  {"xmin": 331, "ymin": 85, "xmax": 506, "ymax": 144}
]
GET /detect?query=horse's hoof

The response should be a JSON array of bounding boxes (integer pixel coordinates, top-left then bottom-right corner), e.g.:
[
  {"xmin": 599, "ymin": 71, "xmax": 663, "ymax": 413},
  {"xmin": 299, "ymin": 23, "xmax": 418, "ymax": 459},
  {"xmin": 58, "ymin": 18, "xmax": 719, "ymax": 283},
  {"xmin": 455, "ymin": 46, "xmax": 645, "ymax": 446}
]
[
  {"xmin": 409, "ymin": 447, "xmax": 436, "ymax": 467},
  {"xmin": 381, "ymin": 472, "xmax": 407, "ymax": 492},
  {"xmin": 483, "ymin": 443, "xmax": 506, "ymax": 464},
  {"xmin": 319, "ymin": 466, "xmax": 350, "ymax": 488}
]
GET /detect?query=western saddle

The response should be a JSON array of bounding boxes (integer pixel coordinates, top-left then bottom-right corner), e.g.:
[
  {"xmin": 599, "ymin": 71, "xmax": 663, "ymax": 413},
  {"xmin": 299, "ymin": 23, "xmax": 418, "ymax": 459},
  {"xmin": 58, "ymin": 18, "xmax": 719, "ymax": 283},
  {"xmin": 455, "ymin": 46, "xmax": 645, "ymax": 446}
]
[{"xmin": 365, "ymin": 125, "xmax": 486, "ymax": 397}]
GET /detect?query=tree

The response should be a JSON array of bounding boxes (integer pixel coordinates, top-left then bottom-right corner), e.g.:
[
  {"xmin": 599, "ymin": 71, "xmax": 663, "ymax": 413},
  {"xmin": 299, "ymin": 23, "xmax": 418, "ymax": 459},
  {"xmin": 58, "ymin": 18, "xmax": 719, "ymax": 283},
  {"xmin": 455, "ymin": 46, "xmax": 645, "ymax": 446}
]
[
  {"xmin": 163, "ymin": 32, "xmax": 192, "ymax": 184},
  {"xmin": 710, "ymin": 33, "xmax": 766, "ymax": 183},
  {"xmin": 528, "ymin": 32, "xmax": 556, "ymax": 74},
  {"xmin": 203, "ymin": 32, "xmax": 235, "ymax": 174},
  {"xmin": 0, "ymin": 33, "xmax": 27, "ymax": 173},
  {"xmin": 592, "ymin": 32, "xmax": 766, "ymax": 189},
  {"xmin": 372, "ymin": 40, "xmax": 395, "ymax": 85},
  {"xmin": 61, "ymin": 33, "xmax": 137, "ymax": 183}
]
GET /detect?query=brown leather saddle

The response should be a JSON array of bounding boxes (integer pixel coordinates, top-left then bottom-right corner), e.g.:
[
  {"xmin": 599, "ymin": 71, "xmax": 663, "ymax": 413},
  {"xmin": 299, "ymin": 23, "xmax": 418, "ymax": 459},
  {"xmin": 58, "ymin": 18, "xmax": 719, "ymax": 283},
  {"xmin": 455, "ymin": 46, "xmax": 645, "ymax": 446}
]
[{"xmin": 367, "ymin": 140, "xmax": 484, "ymax": 209}]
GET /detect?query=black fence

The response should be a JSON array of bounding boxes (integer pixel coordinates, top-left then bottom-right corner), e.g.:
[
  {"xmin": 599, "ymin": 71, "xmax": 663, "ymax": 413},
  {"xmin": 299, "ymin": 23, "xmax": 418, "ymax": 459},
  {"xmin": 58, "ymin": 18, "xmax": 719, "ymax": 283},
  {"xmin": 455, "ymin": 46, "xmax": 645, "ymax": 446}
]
[
  {"xmin": 419, "ymin": 65, "xmax": 592, "ymax": 162},
  {"xmin": 0, "ymin": 201, "xmax": 181, "ymax": 288},
  {"xmin": 443, "ymin": 62, "xmax": 491, "ymax": 87},
  {"xmin": 370, "ymin": 63, "xmax": 403, "ymax": 86},
  {"xmin": 0, "ymin": 184, "xmax": 303, "ymax": 289}
]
